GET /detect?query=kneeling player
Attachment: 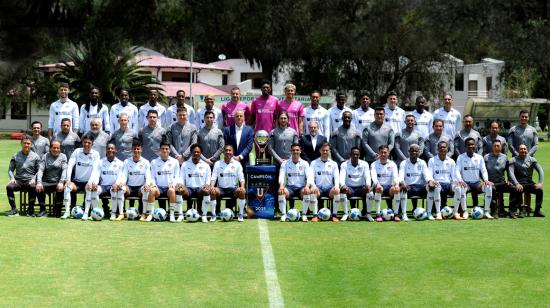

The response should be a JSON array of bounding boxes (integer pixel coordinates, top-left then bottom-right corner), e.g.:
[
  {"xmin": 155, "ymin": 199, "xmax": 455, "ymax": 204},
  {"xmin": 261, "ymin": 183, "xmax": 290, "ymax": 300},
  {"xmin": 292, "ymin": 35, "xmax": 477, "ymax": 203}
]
[
  {"xmin": 339, "ymin": 147, "xmax": 372, "ymax": 221},
  {"xmin": 92, "ymin": 143, "xmax": 123, "ymax": 220},
  {"xmin": 278, "ymin": 143, "xmax": 312, "ymax": 222},
  {"xmin": 371, "ymin": 145, "xmax": 400, "ymax": 222},
  {"xmin": 310, "ymin": 143, "xmax": 340, "ymax": 222},
  {"xmin": 210, "ymin": 145, "xmax": 246, "ymax": 222},
  {"xmin": 149, "ymin": 141, "xmax": 180, "ymax": 222},
  {"xmin": 177, "ymin": 144, "xmax": 212, "ymax": 222}
]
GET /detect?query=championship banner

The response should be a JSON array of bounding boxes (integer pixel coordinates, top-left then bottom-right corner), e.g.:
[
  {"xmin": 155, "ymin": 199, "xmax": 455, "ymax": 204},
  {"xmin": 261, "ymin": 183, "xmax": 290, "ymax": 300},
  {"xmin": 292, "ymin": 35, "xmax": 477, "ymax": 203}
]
[{"xmin": 246, "ymin": 165, "xmax": 277, "ymax": 219}]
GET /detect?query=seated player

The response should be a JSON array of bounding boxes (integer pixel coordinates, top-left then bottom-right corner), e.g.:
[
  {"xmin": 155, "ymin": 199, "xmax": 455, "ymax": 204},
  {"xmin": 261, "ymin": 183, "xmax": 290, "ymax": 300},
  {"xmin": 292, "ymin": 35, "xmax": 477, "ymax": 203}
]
[
  {"xmin": 310, "ymin": 143, "xmax": 340, "ymax": 222},
  {"xmin": 36, "ymin": 140, "xmax": 67, "ymax": 217},
  {"xmin": 149, "ymin": 141, "xmax": 180, "ymax": 222},
  {"xmin": 339, "ymin": 147, "xmax": 372, "ymax": 221},
  {"xmin": 398, "ymin": 144, "xmax": 435, "ymax": 221},
  {"xmin": 177, "ymin": 144, "xmax": 212, "ymax": 223},
  {"xmin": 112, "ymin": 139, "xmax": 153, "ymax": 220},
  {"xmin": 6, "ymin": 135, "xmax": 41, "ymax": 217},
  {"xmin": 277, "ymin": 143, "xmax": 312, "ymax": 222},
  {"xmin": 370, "ymin": 145, "xmax": 400, "ymax": 222},
  {"xmin": 62, "ymin": 133, "xmax": 101, "ymax": 220},
  {"xmin": 454, "ymin": 137, "xmax": 494, "ymax": 219},
  {"xmin": 90, "ymin": 143, "xmax": 123, "ymax": 221},
  {"xmin": 427, "ymin": 141, "xmax": 459, "ymax": 220},
  {"xmin": 508, "ymin": 144, "xmax": 545, "ymax": 218},
  {"xmin": 210, "ymin": 145, "xmax": 247, "ymax": 222}
]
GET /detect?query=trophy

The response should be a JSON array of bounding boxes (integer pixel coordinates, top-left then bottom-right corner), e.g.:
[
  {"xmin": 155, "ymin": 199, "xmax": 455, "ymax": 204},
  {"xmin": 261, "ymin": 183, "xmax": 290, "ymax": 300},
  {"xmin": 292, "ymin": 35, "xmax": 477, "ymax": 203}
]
[{"xmin": 254, "ymin": 130, "xmax": 271, "ymax": 165}]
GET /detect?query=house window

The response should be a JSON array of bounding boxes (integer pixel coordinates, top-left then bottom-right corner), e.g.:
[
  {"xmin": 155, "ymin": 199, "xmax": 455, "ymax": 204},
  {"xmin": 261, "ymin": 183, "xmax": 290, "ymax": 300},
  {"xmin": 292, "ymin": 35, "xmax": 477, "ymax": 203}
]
[
  {"xmin": 222, "ymin": 74, "xmax": 228, "ymax": 85},
  {"xmin": 455, "ymin": 73, "xmax": 464, "ymax": 91},
  {"xmin": 162, "ymin": 72, "xmax": 191, "ymax": 82},
  {"xmin": 241, "ymin": 72, "xmax": 267, "ymax": 89},
  {"xmin": 486, "ymin": 76, "xmax": 492, "ymax": 91}
]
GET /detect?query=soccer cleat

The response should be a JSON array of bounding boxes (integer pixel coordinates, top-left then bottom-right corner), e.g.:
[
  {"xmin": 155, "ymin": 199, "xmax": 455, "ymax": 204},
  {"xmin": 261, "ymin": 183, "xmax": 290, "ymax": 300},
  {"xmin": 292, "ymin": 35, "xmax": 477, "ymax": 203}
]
[
  {"xmin": 61, "ymin": 212, "xmax": 70, "ymax": 219},
  {"xmin": 462, "ymin": 212, "xmax": 469, "ymax": 220},
  {"xmin": 26, "ymin": 212, "xmax": 36, "ymax": 217},
  {"xmin": 453, "ymin": 213, "xmax": 462, "ymax": 220},
  {"xmin": 81, "ymin": 214, "xmax": 88, "ymax": 221},
  {"xmin": 209, "ymin": 214, "xmax": 217, "ymax": 222},
  {"xmin": 509, "ymin": 212, "xmax": 517, "ymax": 219},
  {"xmin": 302, "ymin": 215, "xmax": 308, "ymax": 222},
  {"xmin": 427, "ymin": 214, "xmax": 435, "ymax": 221},
  {"xmin": 238, "ymin": 214, "xmax": 244, "ymax": 222},
  {"xmin": 435, "ymin": 213, "xmax": 443, "ymax": 221},
  {"xmin": 169, "ymin": 214, "xmax": 176, "ymax": 223},
  {"xmin": 341, "ymin": 214, "xmax": 349, "ymax": 221},
  {"xmin": 311, "ymin": 216, "xmax": 319, "ymax": 222},
  {"xmin": 110, "ymin": 213, "xmax": 116, "ymax": 221},
  {"xmin": 139, "ymin": 214, "xmax": 148, "ymax": 222},
  {"xmin": 145, "ymin": 214, "xmax": 153, "ymax": 222},
  {"xmin": 177, "ymin": 214, "xmax": 184, "ymax": 222},
  {"xmin": 366, "ymin": 214, "xmax": 375, "ymax": 222},
  {"xmin": 534, "ymin": 210, "xmax": 545, "ymax": 218},
  {"xmin": 394, "ymin": 215, "xmax": 401, "ymax": 222},
  {"xmin": 38, "ymin": 211, "xmax": 48, "ymax": 218},
  {"xmin": 402, "ymin": 215, "xmax": 409, "ymax": 222},
  {"xmin": 280, "ymin": 214, "xmax": 287, "ymax": 222},
  {"xmin": 484, "ymin": 212, "xmax": 494, "ymax": 220},
  {"xmin": 375, "ymin": 215, "xmax": 383, "ymax": 222},
  {"xmin": 331, "ymin": 216, "xmax": 339, "ymax": 222},
  {"xmin": 201, "ymin": 216, "xmax": 208, "ymax": 223},
  {"xmin": 517, "ymin": 211, "xmax": 525, "ymax": 218},
  {"xmin": 115, "ymin": 214, "xmax": 125, "ymax": 221}
]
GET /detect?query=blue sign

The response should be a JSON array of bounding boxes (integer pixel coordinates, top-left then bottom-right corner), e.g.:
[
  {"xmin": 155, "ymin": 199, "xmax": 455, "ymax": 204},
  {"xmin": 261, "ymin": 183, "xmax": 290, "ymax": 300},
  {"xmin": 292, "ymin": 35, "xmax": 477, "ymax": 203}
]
[{"xmin": 246, "ymin": 165, "xmax": 277, "ymax": 219}]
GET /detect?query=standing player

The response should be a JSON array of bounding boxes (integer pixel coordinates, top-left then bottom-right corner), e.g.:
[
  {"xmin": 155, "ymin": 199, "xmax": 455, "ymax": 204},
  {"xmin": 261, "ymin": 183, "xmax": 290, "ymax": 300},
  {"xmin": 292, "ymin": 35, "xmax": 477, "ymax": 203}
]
[
  {"xmin": 362, "ymin": 107, "xmax": 395, "ymax": 163},
  {"xmin": 196, "ymin": 94, "xmax": 223, "ymax": 129},
  {"xmin": 54, "ymin": 118, "xmax": 80, "ymax": 160},
  {"xmin": 110, "ymin": 89, "xmax": 139, "ymax": 134},
  {"xmin": 411, "ymin": 95, "xmax": 433, "ymax": 139},
  {"xmin": 79, "ymin": 87, "xmax": 110, "ymax": 134},
  {"xmin": 277, "ymin": 144, "xmax": 312, "ymax": 222},
  {"xmin": 90, "ymin": 143, "xmax": 124, "ymax": 220},
  {"xmin": 178, "ymin": 144, "xmax": 212, "ymax": 222},
  {"xmin": 165, "ymin": 90, "xmax": 196, "ymax": 127},
  {"xmin": 352, "ymin": 92, "xmax": 375, "ymax": 134},
  {"xmin": 340, "ymin": 147, "xmax": 372, "ymax": 221},
  {"xmin": 328, "ymin": 92, "xmax": 353, "ymax": 135},
  {"xmin": 277, "ymin": 83, "xmax": 304, "ymax": 135},
  {"xmin": 48, "ymin": 82, "xmax": 79, "ymax": 139},
  {"xmin": 249, "ymin": 81, "xmax": 278, "ymax": 133},
  {"xmin": 148, "ymin": 142, "xmax": 181, "ymax": 222},
  {"xmin": 222, "ymin": 87, "xmax": 250, "ymax": 126},
  {"xmin": 36, "ymin": 140, "xmax": 67, "ymax": 217},
  {"xmin": 508, "ymin": 110, "xmax": 538, "ymax": 157},
  {"xmin": 310, "ymin": 143, "xmax": 341, "ymax": 222},
  {"xmin": 384, "ymin": 91, "xmax": 406, "ymax": 134},
  {"xmin": 331, "ymin": 111, "xmax": 361, "ymax": 166},
  {"xmin": 138, "ymin": 89, "xmax": 167, "ymax": 129},
  {"xmin": 62, "ymin": 134, "xmax": 101, "ymax": 220},
  {"xmin": 370, "ymin": 145, "xmax": 400, "ymax": 222},
  {"xmin": 454, "ymin": 138, "xmax": 494, "ymax": 219},
  {"xmin": 304, "ymin": 90, "xmax": 330, "ymax": 137},
  {"xmin": 166, "ymin": 107, "xmax": 198, "ymax": 164},
  {"xmin": 139, "ymin": 110, "xmax": 166, "ymax": 162},
  {"xmin": 30, "ymin": 121, "xmax": 49, "ymax": 157},
  {"xmin": 427, "ymin": 141, "xmax": 459, "ymax": 220},
  {"xmin": 210, "ymin": 145, "xmax": 247, "ymax": 222},
  {"xmin": 432, "ymin": 93, "xmax": 462, "ymax": 140}
]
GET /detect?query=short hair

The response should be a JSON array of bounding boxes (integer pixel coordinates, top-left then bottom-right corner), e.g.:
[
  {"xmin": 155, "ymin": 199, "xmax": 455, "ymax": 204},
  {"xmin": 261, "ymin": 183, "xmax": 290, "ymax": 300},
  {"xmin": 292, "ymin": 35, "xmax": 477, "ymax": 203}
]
[
  {"xmin": 359, "ymin": 91, "xmax": 371, "ymax": 99},
  {"xmin": 132, "ymin": 138, "xmax": 142, "ymax": 148},
  {"xmin": 81, "ymin": 133, "xmax": 95, "ymax": 142},
  {"xmin": 147, "ymin": 109, "xmax": 158, "ymax": 117},
  {"xmin": 159, "ymin": 141, "xmax": 171, "ymax": 148},
  {"xmin": 50, "ymin": 139, "xmax": 61, "ymax": 147},
  {"xmin": 433, "ymin": 119, "xmax": 444, "ymax": 126},
  {"xmin": 118, "ymin": 112, "xmax": 129, "ymax": 119},
  {"xmin": 350, "ymin": 146, "xmax": 361, "ymax": 153},
  {"xmin": 464, "ymin": 137, "xmax": 475, "ymax": 145},
  {"xmin": 230, "ymin": 87, "xmax": 240, "ymax": 93},
  {"xmin": 342, "ymin": 111, "xmax": 352, "ymax": 118},
  {"xmin": 437, "ymin": 140, "xmax": 448, "ymax": 148},
  {"xmin": 224, "ymin": 144, "xmax": 235, "ymax": 151},
  {"xmin": 106, "ymin": 142, "xmax": 116, "ymax": 149},
  {"xmin": 61, "ymin": 118, "xmax": 71, "ymax": 124},
  {"xmin": 118, "ymin": 88, "xmax": 128, "ymax": 95},
  {"xmin": 493, "ymin": 139, "xmax": 502, "ymax": 145},
  {"xmin": 464, "ymin": 114, "xmax": 473, "ymax": 120},
  {"xmin": 308, "ymin": 121, "xmax": 319, "ymax": 128},
  {"xmin": 261, "ymin": 80, "xmax": 271, "ymax": 87},
  {"xmin": 204, "ymin": 110, "xmax": 214, "ymax": 118},
  {"xmin": 405, "ymin": 114, "xmax": 416, "ymax": 120},
  {"xmin": 90, "ymin": 86, "xmax": 100, "ymax": 94},
  {"xmin": 176, "ymin": 107, "xmax": 188, "ymax": 114},
  {"xmin": 444, "ymin": 93, "xmax": 453, "ymax": 98},
  {"xmin": 284, "ymin": 83, "xmax": 296, "ymax": 92},
  {"xmin": 90, "ymin": 118, "xmax": 101, "ymax": 125},
  {"xmin": 21, "ymin": 135, "xmax": 32, "ymax": 143},
  {"xmin": 374, "ymin": 106, "xmax": 385, "ymax": 112},
  {"xmin": 58, "ymin": 82, "xmax": 69, "ymax": 89},
  {"xmin": 320, "ymin": 142, "xmax": 331, "ymax": 150},
  {"xmin": 416, "ymin": 96, "xmax": 426, "ymax": 104},
  {"xmin": 190, "ymin": 143, "xmax": 202, "ymax": 153},
  {"xmin": 310, "ymin": 90, "xmax": 321, "ymax": 96},
  {"xmin": 378, "ymin": 144, "xmax": 389, "ymax": 151},
  {"xmin": 31, "ymin": 121, "xmax": 42, "ymax": 128},
  {"xmin": 291, "ymin": 143, "xmax": 301, "ymax": 150},
  {"xmin": 387, "ymin": 90, "xmax": 397, "ymax": 97},
  {"xmin": 519, "ymin": 110, "xmax": 529, "ymax": 116},
  {"xmin": 336, "ymin": 91, "xmax": 346, "ymax": 98},
  {"xmin": 408, "ymin": 144, "xmax": 420, "ymax": 151}
]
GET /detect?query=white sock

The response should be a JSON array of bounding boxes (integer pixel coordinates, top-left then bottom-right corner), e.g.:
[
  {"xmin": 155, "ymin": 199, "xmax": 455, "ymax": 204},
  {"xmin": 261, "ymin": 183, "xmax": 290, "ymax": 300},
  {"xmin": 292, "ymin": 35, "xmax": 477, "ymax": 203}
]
[
  {"xmin": 118, "ymin": 190, "xmax": 125, "ymax": 214},
  {"xmin": 332, "ymin": 195, "xmax": 340, "ymax": 215},
  {"xmin": 366, "ymin": 192, "xmax": 373, "ymax": 215},
  {"xmin": 201, "ymin": 195, "xmax": 211, "ymax": 216},
  {"xmin": 169, "ymin": 203, "xmax": 176, "ymax": 216},
  {"xmin": 63, "ymin": 187, "xmax": 72, "ymax": 213},
  {"xmin": 453, "ymin": 186, "xmax": 462, "ymax": 213},
  {"xmin": 427, "ymin": 190, "xmax": 434, "ymax": 214},
  {"xmin": 176, "ymin": 195, "xmax": 183, "ymax": 211},
  {"xmin": 460, "ymin": 190, "xmax": 467, "ymax": 212},
  {"xmin": 374, "ymin": 192, "xmax": 382, "ymax": 214},
  {"xmin": 340, "ymin": 194, "xmax": 348, "ymax": 215},
  {"xmin": 483, "ymin": 185, "xmax": 492, "ymax": 212},
  {"xmin": 400, "ymin": 191, "xmax": 407, "ymax": 216},
  {"xmin": 434, "ymin": 186, "xmax": 441, "ymax": 214},
  {"xmin": 110, "ymin": 190, "xmax": 118, "ymax": 215},
  {"xmin": 147, "ymin": 202, "xmax": 154, "ymax": 215},
  {"xmin": 392, "ymin": 192, "xmax": 400, "ymax": 214},
  {"xmin": 237, "ymin": 198, "xmax": 245, "ymax": 216},
  {"xmin": 210, "ymin": 200, "xmax": 217, "ymax": 216},
  {"xmin": 309, "ymin": 194, "xmax": 318, "ymax": 215},
  {"xmin": 84, "ymin": 190, "xmax": 92, "ymax": 215},
  {"xmin": 302, "ymin": 195, "xmax": 310, "ymax": 215},
  {"xmin": 91, "ymin": 191, "xmax": 99, "ymax": 209},
  {"xmin": 278, "ymin": 194, "xmax": 287, "ymax": 215}
]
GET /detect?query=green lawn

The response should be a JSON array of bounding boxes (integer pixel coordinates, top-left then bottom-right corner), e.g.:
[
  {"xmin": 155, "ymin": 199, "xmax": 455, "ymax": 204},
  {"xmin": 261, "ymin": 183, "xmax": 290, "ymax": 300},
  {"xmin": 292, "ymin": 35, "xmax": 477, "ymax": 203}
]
[{"xmin": 1, "ymin": 140, "xmax": 549, "ymax": 307}]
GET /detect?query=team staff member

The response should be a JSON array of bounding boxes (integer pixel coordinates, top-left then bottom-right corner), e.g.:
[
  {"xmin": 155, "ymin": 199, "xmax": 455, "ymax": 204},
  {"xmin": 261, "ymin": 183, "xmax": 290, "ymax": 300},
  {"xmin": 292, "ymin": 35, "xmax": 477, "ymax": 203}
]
[
  {"xmin": 110, "ymin": 113, "xmax": 138, "ymax": 161},
  {"xmin": 166, "ymin": 107, "xmax": 198, "ymax": 164},
  {"xmin": 36, "ymin": 140, "xmax": 67, "ymax": 217},
  {"xmin": 198, "ymin": 111, "xmax": 224, "ymax": 167},
  {"xmin": 224, "ymin": 109, "xmax": 254, "ymax": 168},
  {"xmin": 423, "ymin": 119, "xmax": 454, "ymax": 160},
  {"xmin": 508, "ymin": 144, "xmax": 545, "ymax": 217},
  {"xmin": 55, "ymin": 118, "xmax": 80, "ymax": 159},
  {"xmin": 48, "ymin": 82, "xmax": 79, "ymax": 139},
  {"xmin": 89, "ymin": 118, "xmax": 110, "ymax": 158},
  {"xmin": 508, "ymin": 110, "xmax": 538, "ymax": 157},
  {"xmin": 394, "ymin": 114, "xmax": 424, "ymax": 166},
  {"xmin": 268, "ymin": 112, "xmax": 299, "ymax": 166},
  {"xmin": 299, "ymin": 121, "xmax": 327, "ymax": 163},
  {"xmin": 453, "ymin": 114, "xmax": 483, "ymax": 157},
  {"xmin": 277, "ymin": 144, "xmax": 312, "ymax": 222},
  {"xmin": 484, "ymin": 139, "xmax": 513, "ymax": 218},
  {"xmin": 482, "ymin": 121, "xmax": 507, "ymax": 156},
  {"xmin": 139, "ymin": 110, "xmax": 166, "ymax": 162},
  {"xmin": 30, "ymin": 121, "xmax": 50, "ymax": 157},
  {"xmin": 362, "ymin": 107, "xmax": 395, "ymax": 163},
  {"xmin": 331, "ymin": 111, "xmax": 361, "ymax": 166}
]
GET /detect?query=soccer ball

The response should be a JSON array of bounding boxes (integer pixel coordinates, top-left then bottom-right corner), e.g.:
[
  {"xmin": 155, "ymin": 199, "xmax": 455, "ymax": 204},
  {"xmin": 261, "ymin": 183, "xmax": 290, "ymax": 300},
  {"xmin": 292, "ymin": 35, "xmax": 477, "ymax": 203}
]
[
  {"xmin": 185, "ymin": 209, "xmax": 200, "ymax": 222},
  {"xmin": 286, "ymin": 209, "xmax": 301, "ymax": 222},
  {"xmin": 91, "ymin": 207, "xmax": 104, "ymax": 221},
  {"xmin": 413, "ymin": 207, "xmax": 428, "ymax": 220},
  {"xmin": 349, "ymin": 208, "xmax": 362, "ymax": 221},
  {"xmin": 220, "ymin": 208, "xmax": 234, "ymax": 222},
  {"xmin": 381, "ymin": 208, "xmax": 395, "ymax": 221},
  {"xmin": 126, "ymin": 207, "xmax": 139, "ymax": 220},
  {"xmin": 71, "ymin": 206, "xmax": 84, "ymax": 219},
  {"xmin": 472, "ymin": 207, "xmax": 484, "ymax": 220},
  {"xmin": 153, "ymin": 208, "xmax": 167, "ymax": 221},
  {"xmin": 441, "ymin": 206, "xmax": 454, "ymax": 219},
  {"xmin": 318, "ymin": 207, "xmax": 331, "ymax": 221}
]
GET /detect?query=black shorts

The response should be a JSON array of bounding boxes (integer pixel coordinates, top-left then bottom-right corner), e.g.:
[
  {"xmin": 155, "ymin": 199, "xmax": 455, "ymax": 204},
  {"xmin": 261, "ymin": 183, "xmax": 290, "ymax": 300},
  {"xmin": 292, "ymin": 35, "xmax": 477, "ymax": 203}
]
[{"xmin": 218, "ymin": 187, "xmax": 236, "ymax": 198}]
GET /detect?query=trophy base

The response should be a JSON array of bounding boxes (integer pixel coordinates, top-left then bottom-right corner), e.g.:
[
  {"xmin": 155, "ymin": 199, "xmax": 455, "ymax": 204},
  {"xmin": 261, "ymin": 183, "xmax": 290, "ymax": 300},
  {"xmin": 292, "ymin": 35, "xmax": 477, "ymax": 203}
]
[{"xmin": 255, "ymin": 158, "xmax": 272, "ymax": 166}]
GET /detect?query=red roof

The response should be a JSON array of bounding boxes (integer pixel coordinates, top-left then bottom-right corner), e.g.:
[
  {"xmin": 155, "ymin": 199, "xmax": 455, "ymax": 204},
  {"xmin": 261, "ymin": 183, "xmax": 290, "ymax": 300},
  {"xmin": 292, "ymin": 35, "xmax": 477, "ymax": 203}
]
[
  {"xmin": 159, "ymin": 82, "xmax": 229, "ymax": 96},
  {"xmin": 136, "ymin": 55, "xmax": 231, "ymax": 71}
]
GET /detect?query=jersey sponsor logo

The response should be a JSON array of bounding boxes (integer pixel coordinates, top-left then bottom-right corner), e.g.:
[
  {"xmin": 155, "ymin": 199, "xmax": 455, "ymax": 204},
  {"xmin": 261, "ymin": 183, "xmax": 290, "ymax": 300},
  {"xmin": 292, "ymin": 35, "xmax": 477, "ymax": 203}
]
[
  {"xmin": 317, "ymin": 171, "xmax": 332, "ymax": 175},
  {"xmin": 348, "ymin": 174, "xmax": 361, "ymax": 178},
  {"xmin": 463, "ymin": 167, "xmax": 478, "ymax": 171},
  {"xmin": 157, "ymin": 171, "xmax": 172, "ymax": 175},
  {"xmin": 188, "ymin": 174, "xmax": 201, "ymax": 178},
  {"xmin": 102, "ymin": 171, "xmax": 117, "ymax": 175},
  {"xmin": 406, "ymin": 173, "xmax": 420, "ymax": 177}
]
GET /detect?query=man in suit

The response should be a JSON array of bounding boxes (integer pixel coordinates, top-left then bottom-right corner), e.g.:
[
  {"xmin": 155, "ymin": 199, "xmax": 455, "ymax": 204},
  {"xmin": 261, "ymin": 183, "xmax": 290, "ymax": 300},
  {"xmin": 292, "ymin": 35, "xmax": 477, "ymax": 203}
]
[
  {"xmin": 300, "ymin": 121, "xmax": 327, "ymax": 163},
  {"xmin": 223, "ymin": 109, "xmax": 254, "ymax": 168}
]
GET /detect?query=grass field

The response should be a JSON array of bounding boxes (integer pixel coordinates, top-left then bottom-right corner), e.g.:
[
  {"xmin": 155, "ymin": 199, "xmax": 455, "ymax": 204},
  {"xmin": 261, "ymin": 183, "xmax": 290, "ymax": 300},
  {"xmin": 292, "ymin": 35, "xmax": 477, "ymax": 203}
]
[{"xmin": 1, "ymin": 140, "xmax": 550, "ymax": 307}]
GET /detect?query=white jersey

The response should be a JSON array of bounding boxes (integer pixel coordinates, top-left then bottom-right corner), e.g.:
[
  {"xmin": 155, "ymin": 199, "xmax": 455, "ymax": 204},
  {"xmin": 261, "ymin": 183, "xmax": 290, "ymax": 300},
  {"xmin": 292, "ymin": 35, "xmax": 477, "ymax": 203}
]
[
  {"xmin": 455, "ymin": 153, "xmax": 488, "ymax": 183},
  {"xmin": 384, "ymin": 106, "xmax": 406, "ymax": 133},
  {"xmin": 279, "ymin": 158, "xmax": 312, "ymax": 188},
  {"xmin": 212, "ymin": 159, "xmax": 245, "ymax": 189},
  {"xmin": 310, "ymin": 158, "xmax": 339, "ymax": 189},
  {"xmin": 150, "ymin": 157, "xmax": 180, "ymax": 188},
  {"xmin": 328, "ymin": 106, "xmax": 353, "ymax": 134},
  {"xmin": 118, "ymin": 157, "xmax": 152, "ymax": 187},
  {"xmin": 110, "ymin": 102, "xmax": 139, "ymax": 133},
  {"xmin": 138, "ymin": 103, "xmax": 167, "ymax": 129},
  {"xmin": 370, "ymin": 160, "xmax": 399, "ymax": 186},
  {"xmin": 340, "ymin": 159, "xmax": 371, "ymax": 188},
  {"xmin": 411, "ymin": 110, "xmax": 433, "ymax": 139},
  {"xmin": 398, "ymin": 159, "xmax": 432, "ymax": 185},
  {"xmin": 433, "ymin": 107, "xmax": 462, "ymax": 139},
  {"xmin": 48, "ymin": 99, "xmax": 79, "ymax": 135},
  {"xmin": 79, "ymin": 104, "xmax": 110, "ymax": 134},
  {"xmin": 181, "ymin": 159, "xmax": 211, "ymax": 188},
  {"xmin": 352, "ymin": 107, "xmax": 375, "ymax": 133},
  {"xmin": 195, "ymin": 106, "xmax": 223, "ymax": 129},
  {"xmin": 66, "ymin": 148, "xmax": 100, "ymax": 183},
  {"xmin": 92, "ymin": 157, "xmax": 123, "ymax": 186},
  {"xmin": 428, "ymin": 155, "xmax": 457, "ymax": 184},
  {"xmin": 165, "ymin": 103, "xmax": 197, "ymax": 127},
  {"xmin": 304, "ymin": 105, "xmax": 330, "ymax": 137}
]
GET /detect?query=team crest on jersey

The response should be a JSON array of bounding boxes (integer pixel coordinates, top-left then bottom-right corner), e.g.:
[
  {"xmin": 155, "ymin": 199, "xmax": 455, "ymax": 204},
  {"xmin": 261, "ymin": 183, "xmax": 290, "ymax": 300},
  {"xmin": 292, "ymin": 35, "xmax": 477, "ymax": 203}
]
[{"xmin": 299, "ymin": 166, "xmax": 303, "ymax": 172}]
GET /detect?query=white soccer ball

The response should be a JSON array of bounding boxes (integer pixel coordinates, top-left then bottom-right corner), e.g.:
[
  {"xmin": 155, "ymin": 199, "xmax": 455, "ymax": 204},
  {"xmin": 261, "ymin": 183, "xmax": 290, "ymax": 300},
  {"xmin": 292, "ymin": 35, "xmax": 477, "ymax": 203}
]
[
  {"xmin": 286, "ymin": 208, "xmax": 301, "ymax": 222},
  {"xmin": 381, "ymin": 208, "xmax": 394, "ymax": 221},
  {"xmin": 472, "ymin": 207, "xmax": 484, "ymax": 220},
  {"xmin": 127, "ymin": 207, "xmax": 139, "ymax": 220},
  {"xmin": 318, "ymin": 207, "xmax": 331, "ymax": 221},
  {"xmin": 91, "ymin": 207, "xmax": 104, "ymax": 221},
  {"xmin": 413, "ymin": 207, "xmax": 428, "ymax": 220},
  {"xmin": 349, "ymin": 208, "xmax": 362, "ymax": 221},
  {"xmin": 220, "ymin": 208, "xmax": 234, "ymax": 222},
  {"xmin": 71, "ymin": 206, "xmax": 84, "ymax": 219},
  {"xmin": 153, "ymin": 208, "xmax": 167, "ymax": 221},
  {"xmin": 185, "ymin": 209, "xmax": 200, "ymax": 222},
  {"xmin": 441, "ymin": 206, "xmax": 454, "ymax": 219}
]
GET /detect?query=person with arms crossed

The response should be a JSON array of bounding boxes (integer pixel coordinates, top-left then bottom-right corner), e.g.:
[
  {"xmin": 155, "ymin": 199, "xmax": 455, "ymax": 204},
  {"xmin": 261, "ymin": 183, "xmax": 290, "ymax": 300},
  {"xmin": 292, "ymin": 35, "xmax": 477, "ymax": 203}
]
[
  {"xmin": 309, "ymin": 143, "xmax": 341, "ymax": 222},
  {"xmin": 35, "ymin": 140, "xmax": 67, "ymax": 217},
  {"xmin": 30, "ymin": 121, "xmax": 49, "ymax": 157},
  {"xmin": 339, "ymin": 147, "xmax": 372, "ymax": 221},
  {"xmin": 48, "ymin": 82, "xmax": 79, "ymax": 139}
]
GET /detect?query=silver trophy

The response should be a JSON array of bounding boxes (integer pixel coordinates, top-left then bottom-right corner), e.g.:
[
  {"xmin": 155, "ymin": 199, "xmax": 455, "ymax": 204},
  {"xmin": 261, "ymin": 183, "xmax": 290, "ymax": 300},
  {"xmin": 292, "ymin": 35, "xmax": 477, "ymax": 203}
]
[{"xmin": 254, "ymin": 130, "xmax": 271, "ymax": 165}]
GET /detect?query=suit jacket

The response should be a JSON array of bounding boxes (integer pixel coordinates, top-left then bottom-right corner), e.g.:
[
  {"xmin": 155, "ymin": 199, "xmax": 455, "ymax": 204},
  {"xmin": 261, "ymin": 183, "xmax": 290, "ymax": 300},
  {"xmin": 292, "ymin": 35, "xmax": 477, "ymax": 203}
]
[
  {"xmin": 299, "ymin": 134, "xmax": 327, "ymax": 163},
  {"xmin": 223, "ymin": 124, "xmax": 254, "ymax": 166}
]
